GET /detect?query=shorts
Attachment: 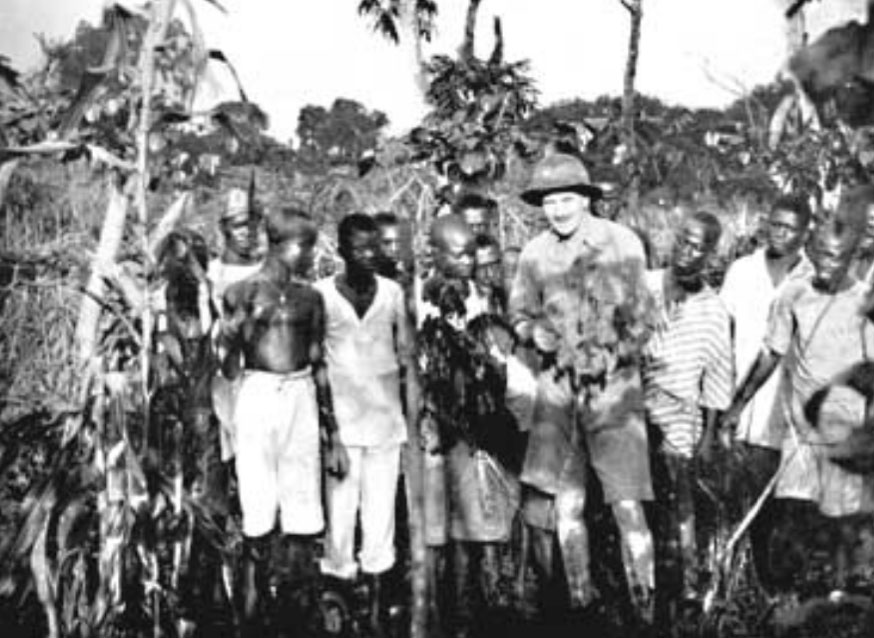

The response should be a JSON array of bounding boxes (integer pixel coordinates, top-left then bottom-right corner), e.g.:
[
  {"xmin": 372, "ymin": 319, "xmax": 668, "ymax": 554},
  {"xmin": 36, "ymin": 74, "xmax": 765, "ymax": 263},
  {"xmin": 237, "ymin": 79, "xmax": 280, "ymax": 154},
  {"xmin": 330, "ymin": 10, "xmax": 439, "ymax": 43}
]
[
  {"xmin": 521, "ymin": 369, "xmax": 653, "ymax": 503},
  {"xmin": 446, "ymin": 442, "xmax": 519, "ymax": 543},
  {"xmin": 234, "ymin": 369, "xmax": 323, "ymax": 537},
  {"xmin": 778, "ymin": 430, "xmax": 874, "ymax": 517}
]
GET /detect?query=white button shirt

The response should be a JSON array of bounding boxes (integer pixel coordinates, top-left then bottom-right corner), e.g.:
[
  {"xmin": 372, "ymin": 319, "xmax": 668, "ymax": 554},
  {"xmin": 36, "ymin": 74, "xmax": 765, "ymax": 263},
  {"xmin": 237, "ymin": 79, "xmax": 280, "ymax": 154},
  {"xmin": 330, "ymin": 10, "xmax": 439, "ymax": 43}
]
[
  {"xmin": 719, "ymin": 248, "xmax": 812, "ymax": 449},
  {"xmin": 315, "ymin": 275, "xmax": 410, "ymax": 447}
]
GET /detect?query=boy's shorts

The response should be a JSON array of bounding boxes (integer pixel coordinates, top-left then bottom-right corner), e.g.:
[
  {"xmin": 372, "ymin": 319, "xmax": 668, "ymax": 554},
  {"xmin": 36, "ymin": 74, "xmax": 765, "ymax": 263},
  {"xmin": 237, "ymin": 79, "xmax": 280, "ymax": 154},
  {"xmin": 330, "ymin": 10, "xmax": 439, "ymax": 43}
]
[{"xmin": 234, "ymin": 369, "xmax": 323, "ymax": 537}]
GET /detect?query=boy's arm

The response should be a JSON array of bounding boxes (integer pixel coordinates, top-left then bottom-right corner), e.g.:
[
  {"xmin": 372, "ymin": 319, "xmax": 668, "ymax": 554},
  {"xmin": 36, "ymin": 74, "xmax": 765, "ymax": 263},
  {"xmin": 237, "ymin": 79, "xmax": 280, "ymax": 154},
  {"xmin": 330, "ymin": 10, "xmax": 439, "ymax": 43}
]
[
  {"xmin": 394, "ymin": 284, "xmax": 416, "ymax": 375},
  {"xmin": 697, "ymin": 407, "xmax": 722, "ymax": 463},
  {"xmin": 720, "ymin": 348, "xmax": 782, "ymax": 432},
  {"xmin": 721, "ymin": 284, "xmax": 796, "ymax": 433},
  {"xmin": 217, "ymin": 283, "xmax": 246, "ymax": 379},
  {"xmin": 310, "ymin": 291, "xmax": 349, "ymax": 478},
  {"xmin": 697, "ymin": 310, "xmax": 734, "ymax": 461}
]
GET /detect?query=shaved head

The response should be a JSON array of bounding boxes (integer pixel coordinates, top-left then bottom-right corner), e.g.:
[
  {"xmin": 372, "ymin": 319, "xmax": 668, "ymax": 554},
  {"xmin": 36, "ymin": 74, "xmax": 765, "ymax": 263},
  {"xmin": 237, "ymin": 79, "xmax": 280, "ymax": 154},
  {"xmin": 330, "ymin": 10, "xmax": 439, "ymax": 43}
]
[
  {"xmin": 429, "ymin": 214, "xmax": 475, "ymax": 280},
  {"xmin": 429, "ymin": 214, "xmax": 474, "ymax": 250}
]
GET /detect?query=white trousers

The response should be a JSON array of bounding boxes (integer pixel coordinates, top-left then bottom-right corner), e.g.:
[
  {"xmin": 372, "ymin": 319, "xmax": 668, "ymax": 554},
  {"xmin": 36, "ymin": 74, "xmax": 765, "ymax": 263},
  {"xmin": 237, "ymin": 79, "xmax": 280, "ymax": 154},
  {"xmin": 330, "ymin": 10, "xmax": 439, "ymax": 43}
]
[
  {"xmin": 320, "ymin": 444, "xmax": 401, "ymax": 579},
  {"xmin": 234, "ymin": 370, "xmax": 323, "ymax": 537}
]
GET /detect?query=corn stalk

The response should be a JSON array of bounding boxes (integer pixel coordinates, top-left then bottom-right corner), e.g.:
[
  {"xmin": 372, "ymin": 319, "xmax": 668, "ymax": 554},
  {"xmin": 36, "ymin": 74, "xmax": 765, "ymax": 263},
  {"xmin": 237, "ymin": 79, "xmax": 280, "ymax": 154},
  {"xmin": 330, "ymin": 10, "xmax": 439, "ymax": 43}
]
[
  {"xmin": 75, "ymin": 181, "xmax": 130, "ymax": 366},
  {"xmin": 0, "ymin": 158, "xmax": 21, "ymax": 211},
  {"xmin": 137, "ymin": 0, "xmax": 175, "ymax": 411},
  {"xmin": 134, "ymin": 4, "xmax": 186, "ymax": 631},
  {"xmin": 89, "ymin": 1, "xmax": 178, "ymax": 632}
]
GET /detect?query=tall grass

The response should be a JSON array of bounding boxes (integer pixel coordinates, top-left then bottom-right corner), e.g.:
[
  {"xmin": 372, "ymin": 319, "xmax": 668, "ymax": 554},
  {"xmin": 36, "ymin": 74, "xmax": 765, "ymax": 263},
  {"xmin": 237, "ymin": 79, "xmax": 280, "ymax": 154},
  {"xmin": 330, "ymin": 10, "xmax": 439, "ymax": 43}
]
[{"xmin": 0, "ymin": 160, "xmax": 107, "ymax": 423}]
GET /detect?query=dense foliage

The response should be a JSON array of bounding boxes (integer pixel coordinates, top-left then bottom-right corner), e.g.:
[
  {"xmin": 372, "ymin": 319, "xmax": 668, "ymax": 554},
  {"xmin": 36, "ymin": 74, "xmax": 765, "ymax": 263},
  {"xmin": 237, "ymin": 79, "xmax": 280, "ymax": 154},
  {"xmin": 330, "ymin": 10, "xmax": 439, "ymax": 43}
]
[{"xmin": 4, "ymin": 3, "xmax": 874, "ymax": 638}]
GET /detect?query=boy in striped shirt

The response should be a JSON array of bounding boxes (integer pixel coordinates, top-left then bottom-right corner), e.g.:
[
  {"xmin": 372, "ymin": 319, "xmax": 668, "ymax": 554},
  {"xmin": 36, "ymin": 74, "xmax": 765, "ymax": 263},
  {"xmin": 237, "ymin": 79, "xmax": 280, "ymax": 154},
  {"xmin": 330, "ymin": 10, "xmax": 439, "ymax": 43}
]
[{"xmin": 642, "ymin": 211, "xmax": 733, "ymax": 606}]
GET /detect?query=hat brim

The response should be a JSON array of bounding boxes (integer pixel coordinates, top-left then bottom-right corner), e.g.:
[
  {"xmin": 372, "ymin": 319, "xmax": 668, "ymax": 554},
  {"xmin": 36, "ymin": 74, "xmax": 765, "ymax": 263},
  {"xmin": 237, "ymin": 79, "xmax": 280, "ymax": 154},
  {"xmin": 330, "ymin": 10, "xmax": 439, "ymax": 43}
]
[{"xmin": 520, "ymin": 182, "xmax": 603, "ymax": 207}]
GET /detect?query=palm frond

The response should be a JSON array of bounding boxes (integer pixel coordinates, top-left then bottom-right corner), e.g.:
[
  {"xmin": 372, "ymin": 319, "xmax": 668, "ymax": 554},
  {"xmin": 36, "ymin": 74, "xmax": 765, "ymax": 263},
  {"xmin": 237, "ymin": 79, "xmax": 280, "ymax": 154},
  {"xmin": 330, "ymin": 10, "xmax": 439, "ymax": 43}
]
[
  {"xmin": 199, "ymin": 0, "xmax": 227, "ymax": 13},
  {"xmin": 0, "ymin": 55, "xmax": 22, "ymax": 95},
  {"xmin": 358, "ymin": 0, "xmax": 402, "ymax": 44}
]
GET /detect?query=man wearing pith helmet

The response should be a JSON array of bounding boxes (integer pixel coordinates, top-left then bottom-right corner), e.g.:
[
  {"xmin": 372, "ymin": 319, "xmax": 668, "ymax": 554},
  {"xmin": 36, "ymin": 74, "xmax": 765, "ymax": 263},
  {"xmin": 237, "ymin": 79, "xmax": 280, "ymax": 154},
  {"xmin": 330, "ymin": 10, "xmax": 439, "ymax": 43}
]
[
  {"xmin": 209, "ymin": 187, "xmax": 264, "ymax": 464},
  {"xmin": 509, "ymin": 152, "xmax": 656, "ymax": 623},
  {"xmin": 209, "ymin": 187, "xmax": 263, "ymax": 305}
]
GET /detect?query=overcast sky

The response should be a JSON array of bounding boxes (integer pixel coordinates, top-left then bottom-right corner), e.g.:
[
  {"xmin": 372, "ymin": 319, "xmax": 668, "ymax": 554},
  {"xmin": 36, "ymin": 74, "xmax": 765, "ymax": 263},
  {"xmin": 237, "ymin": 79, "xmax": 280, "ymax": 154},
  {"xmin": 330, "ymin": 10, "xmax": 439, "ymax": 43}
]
[{"xmin": 1, "ymin": 0, "xmax": 865, "ymax": 142}]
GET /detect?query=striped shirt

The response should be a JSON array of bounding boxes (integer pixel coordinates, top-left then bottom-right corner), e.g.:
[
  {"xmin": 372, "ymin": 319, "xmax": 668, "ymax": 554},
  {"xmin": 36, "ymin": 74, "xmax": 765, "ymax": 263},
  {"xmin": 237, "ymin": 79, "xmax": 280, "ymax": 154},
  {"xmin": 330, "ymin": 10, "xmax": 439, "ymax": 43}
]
[{"xmin": 643, "ymin": 269, "xmax": 733, "ymax": 457}]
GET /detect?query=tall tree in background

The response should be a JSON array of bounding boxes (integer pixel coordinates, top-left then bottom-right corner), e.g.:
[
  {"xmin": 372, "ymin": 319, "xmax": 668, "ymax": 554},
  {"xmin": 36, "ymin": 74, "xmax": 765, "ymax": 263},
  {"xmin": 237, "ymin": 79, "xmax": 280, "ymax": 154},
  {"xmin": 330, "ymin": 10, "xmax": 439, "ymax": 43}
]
[
  {"xmin": 619, "ymin": 0, "xmax": 643, "ymax": 221},
  {"xmin": 296, "ymin": 98, "xmax": 389, "ymax": 171},
  {"xmin": 781, "ymin": 0, "xmax": 809, "ymax": 53},
  {"xmin": 358, "ymin": 0, "xmax": 438, "ymax": 95}
]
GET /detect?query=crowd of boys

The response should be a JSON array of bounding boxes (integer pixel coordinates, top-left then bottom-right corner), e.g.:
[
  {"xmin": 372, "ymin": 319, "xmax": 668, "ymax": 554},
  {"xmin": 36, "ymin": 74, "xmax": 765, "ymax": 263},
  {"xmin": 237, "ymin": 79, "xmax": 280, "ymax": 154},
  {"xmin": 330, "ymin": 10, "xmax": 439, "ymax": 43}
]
[{"xmin": 155, "ymin": 153, "xmax": 874, "ymax": 637}]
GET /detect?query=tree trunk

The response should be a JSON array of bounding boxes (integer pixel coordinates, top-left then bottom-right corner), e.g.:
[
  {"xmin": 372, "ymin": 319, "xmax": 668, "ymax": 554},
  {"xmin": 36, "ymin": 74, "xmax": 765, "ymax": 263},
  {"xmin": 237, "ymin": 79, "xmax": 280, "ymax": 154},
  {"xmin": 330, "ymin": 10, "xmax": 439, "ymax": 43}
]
[
  {"xmin": 460, "ymin": 0, "xmax": 483, "ymax": 63},
  {"xmin": 398, "ymin": 174, "xmax": 428, "ymax": 638},
  {"xmin": 780, "ymin": 0, "xmax": 808, "ymax": 54},
  {"xmin": 407, "ymin": 2, "xmax": 429, "ymax": 96},
  {"xmin": 620, "ymin": 0, "xmax": 643, "ymax": 225},
  {"xmin": 402, "ymin": 307, "xmax": 426, "ymax": 638},
  {"xmin": 402, "ymin": 7, "xmax": 430, "ymax": 637}
]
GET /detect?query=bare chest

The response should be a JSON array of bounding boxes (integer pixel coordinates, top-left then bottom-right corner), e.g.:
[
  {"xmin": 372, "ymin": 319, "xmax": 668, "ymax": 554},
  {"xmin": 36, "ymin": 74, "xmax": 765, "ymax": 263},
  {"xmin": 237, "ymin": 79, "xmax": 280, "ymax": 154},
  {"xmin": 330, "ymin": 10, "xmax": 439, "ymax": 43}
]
[{"xmin": 249, "ymin": 282, "xmax": 314, "ymax": 329}]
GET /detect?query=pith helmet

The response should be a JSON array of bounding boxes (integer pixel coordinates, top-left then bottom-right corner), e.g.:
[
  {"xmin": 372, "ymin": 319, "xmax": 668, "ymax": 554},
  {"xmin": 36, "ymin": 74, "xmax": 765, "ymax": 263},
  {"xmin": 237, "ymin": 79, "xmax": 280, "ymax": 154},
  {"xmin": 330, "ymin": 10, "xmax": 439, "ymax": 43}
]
[
  {"xmin": 520, "ymin": 153, "xmax": 603, "ymax": 206},
  {"xmin": 221, "ymin": 188, "xmax": 253, "ymax": 223}
]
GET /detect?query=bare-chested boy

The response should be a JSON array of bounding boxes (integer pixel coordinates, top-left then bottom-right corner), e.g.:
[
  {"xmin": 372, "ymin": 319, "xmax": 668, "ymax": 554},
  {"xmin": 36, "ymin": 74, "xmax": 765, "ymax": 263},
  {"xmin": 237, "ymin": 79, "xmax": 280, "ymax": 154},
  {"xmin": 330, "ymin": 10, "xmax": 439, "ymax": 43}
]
[{"xmin": 219, "ymin": 206, "xmax": 349, "ymax": 638}]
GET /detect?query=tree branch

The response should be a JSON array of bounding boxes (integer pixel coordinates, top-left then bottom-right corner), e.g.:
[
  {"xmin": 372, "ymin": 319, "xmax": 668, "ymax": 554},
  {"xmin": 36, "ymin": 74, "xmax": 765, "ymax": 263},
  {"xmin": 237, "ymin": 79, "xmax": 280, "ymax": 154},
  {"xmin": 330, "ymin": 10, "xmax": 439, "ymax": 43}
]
[
  {"xmin": 488, "ymin": 17, "xmax": 503, "ymax": 66},
  {"xmin": 0, "ymin": 141, "xmax": 136, "ymax": 171},
  {"xmin": 785, "ymin": 0, "xmax": 811, "ymax": 19},
  {"xmin": 619, "ymin": 0, "xmax": 637, "ymax": 14}
]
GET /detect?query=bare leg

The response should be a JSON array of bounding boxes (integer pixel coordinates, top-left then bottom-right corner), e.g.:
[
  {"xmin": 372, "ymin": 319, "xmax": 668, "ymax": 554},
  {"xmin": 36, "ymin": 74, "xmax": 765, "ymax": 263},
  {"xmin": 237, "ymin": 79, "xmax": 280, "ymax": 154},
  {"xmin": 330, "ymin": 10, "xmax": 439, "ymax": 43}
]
[
  {"xmin": 555, "ymin": 486, "xmax": 596, "ymax": 609},
  {"xmin": 452, "ymin": 542, "xmax": 477, "ymax": 638},
  {"xmin": 612, "ymin": 499, "xmax": 654, "ymax": 623},
  {"xmin": 364, "ymin": 570, "xmax": 393, "ymax": 638},
  {"xmin": 834, "ymin": 520, "xmax": 857, "ymax": 592},
  {"xmin": 239, "ymin": 533, "xmax": 271, "ymax": 638},
  {"xmin": 480, "ymin": 543, "xmax": 501, "ymax": 608},
  {"xmin": 672, "ymin": 456, "xmax": 697, "ymax": 600},
  {"xmin": 529, "ymin": 525, "xmax": 568, "ymax": 620},
  {"xmin": 426, "ymin": 545, "xmax": 447, "ymax": 638},
  {"xmin": 276, "ymin": 534, "xmax": 320, "ymax": 638}
]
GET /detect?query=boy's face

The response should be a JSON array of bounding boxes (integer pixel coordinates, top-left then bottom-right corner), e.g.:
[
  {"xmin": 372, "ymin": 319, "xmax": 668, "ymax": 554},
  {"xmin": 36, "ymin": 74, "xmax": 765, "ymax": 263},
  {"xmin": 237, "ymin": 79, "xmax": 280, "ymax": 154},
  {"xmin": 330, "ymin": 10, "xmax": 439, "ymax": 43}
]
[
  {"xmin": 475, "ymin": 245, "xmax": 503, "ymax": 289},
  {"xmin": 503, "ymin": 250, "xmax": 521, "ymax": 284},
  {"xmin": 434, "ymin": 230, "xmax": 475, "ymax": 281},
  {"xmin": 812, "ymin": 233, "xmax": 854, "ymax": 292},
  {"xmin": 765, "ymin": 208, "xmax": 807, "ymax": 259},
  {"xmin": 342, "ymin": 229, "xmax": 379, "ymax": 275},
  {"xmin": 278, "ymin": 236, "xmax": 315, "ymax": 276},
  {"xmin": 223, "ymin": 216, "xmax": 259, "ymax": 259},
  {"xmin": 462, "ymin": 207, "xmax": 491, "ymax": 237},
  {"xmin": 672, "ymin": 219, "xmax": 711, "ymax": 281},
  {"xmin": 379, "ymin": 224, "xmax": 401, "ymax": 264}
]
